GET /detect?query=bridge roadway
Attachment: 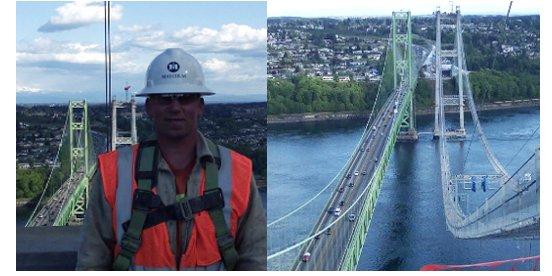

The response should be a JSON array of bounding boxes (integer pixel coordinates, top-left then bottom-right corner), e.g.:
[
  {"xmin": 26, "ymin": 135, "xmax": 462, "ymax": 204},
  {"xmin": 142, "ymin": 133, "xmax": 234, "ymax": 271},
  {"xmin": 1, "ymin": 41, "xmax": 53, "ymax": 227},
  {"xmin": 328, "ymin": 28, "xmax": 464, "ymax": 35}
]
[
  {"xmin": 294, "ymin": 82, "xmax": 409, "ymax": 270},
  {"xmin": 27, "ymin": 172, "xmax": 84, "ymax": 227},
  {"xmin": 291, "ymin": 44, "xmax": 427, "ymax": 271}
]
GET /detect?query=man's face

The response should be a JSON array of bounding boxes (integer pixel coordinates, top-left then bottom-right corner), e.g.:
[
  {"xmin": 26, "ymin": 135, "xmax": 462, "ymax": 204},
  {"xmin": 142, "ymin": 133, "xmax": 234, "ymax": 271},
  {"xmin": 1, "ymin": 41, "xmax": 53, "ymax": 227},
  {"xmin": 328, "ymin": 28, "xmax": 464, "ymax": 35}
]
[{"xmin": 145, "ymin": 93, "xmax": 204, "ymax": 140}]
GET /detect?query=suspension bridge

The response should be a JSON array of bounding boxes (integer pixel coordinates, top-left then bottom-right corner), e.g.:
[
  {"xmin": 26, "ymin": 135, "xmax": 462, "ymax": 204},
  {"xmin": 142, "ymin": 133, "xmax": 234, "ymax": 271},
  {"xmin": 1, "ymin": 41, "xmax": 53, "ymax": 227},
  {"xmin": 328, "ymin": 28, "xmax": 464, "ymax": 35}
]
[
  {"xmin": 25, "ymin": 101, "xmax": 96, "ymax": 227},
  {"xmin": 268, "ymin": 7, "xmax": 539, "ymax": 271},
  {"xmin": 24, "ymin": 97, "xmax": 138, "ymax": 228}
]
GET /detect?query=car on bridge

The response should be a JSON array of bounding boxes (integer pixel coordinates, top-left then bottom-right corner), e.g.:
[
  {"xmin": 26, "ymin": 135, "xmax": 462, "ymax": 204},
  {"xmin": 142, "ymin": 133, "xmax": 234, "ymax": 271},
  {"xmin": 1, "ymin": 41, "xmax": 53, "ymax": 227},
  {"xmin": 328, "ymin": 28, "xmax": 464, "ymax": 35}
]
[
  {"xmin": 302, "ymin": 252, "xmax": 311, "ymax": 262},
  {"xmin": 354, "ymin": 171, "xmax": 359, "ymax": 176},
  {"xmin": 346, "ymin": 173, "xmax": 351, "ymax": 179},
  {"xmin": 334, "ymin": 207, "xmax": 341, "ymax": 216},
  {"xmin": 348, "ymin": 213, "xmax": 356, "ymax": 221},
  {"xmin": 349, "ymin": 182, "xmax": 354, "ymax": 187},
  {"xmin": 372, "ymin": 126, "xmax": 377, "ymax": 131},
  {"xmin": 338, "ymin": 186, "xmax": 345, "ymax": 193},
  {"xmin": 339, "ymin": 200, "xmax": 345, "ymax": 207},
  {"xmin": 375, "ymin": 158, "xmax": 378, "ymax": 163},
  {"xmin": 362, "ymin": 170, "xmax": 367, "ymax": 175},
  {"xmin": 326, "ymin": 228, "xmax": 332, "ymax": 235}
]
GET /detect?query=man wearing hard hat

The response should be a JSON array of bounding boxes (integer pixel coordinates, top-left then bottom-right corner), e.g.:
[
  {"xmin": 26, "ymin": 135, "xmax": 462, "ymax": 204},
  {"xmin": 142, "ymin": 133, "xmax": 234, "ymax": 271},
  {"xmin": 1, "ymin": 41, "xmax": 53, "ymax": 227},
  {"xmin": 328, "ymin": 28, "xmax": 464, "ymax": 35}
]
[{"xmin": 76, "ymin": 48, "xmax": 267, "ymax": 270}]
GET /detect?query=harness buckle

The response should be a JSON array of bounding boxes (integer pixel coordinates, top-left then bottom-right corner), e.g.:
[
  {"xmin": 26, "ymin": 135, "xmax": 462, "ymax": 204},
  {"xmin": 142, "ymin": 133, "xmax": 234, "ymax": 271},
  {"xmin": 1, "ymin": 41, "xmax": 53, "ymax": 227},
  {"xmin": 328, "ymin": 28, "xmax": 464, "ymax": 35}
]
[
  {"xmin": 217, "ymin": 233, "xmax": 235, "ymax": 251},
  {"xmin": 120, "ymin": 233, "xmax": 142, "ymax": 254},
  {"xmin": 133, "ymin": 189, "xmax": 155, "ymax": 211},
  {"xmin": 176, "ymin": 199, "xmax": 194, "ymax": 221},
  {"xmin": 203, "ymin": 188, "xmax": 225, "ymax": 210}
]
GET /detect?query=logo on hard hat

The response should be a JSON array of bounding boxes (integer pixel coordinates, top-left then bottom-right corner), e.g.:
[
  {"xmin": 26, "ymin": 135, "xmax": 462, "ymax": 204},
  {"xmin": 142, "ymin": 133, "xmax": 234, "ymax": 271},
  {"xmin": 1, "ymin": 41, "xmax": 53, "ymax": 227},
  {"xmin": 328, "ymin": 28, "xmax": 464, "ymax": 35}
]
[{"xmin": 167, "ymin": 62, "xmax": 180, "ymax": 73}]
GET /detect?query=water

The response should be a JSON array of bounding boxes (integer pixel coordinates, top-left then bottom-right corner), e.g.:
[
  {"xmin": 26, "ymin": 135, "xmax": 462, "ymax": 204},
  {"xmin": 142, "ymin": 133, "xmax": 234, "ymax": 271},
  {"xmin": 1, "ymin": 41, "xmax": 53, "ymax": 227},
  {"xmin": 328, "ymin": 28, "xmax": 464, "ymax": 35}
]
[{"xmin": 268, "ymin": 107, "xmax": 540, "ymax": 270}]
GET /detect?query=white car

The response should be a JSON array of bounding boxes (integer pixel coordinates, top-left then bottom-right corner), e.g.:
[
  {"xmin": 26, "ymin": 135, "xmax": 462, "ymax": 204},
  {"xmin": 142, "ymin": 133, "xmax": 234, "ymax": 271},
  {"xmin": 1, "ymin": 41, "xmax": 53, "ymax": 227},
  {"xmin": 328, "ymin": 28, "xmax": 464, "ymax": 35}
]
[
  {"xmin": 334, "ymin": 207, "xmax": 341, "ymax": 216},
  {"xmin": 302, "ymin": 252, "xmax": 311, "ymax": 262},
  {"xmin": 354, "ymin": 171, "xmax": 359, "ymax": 176}
]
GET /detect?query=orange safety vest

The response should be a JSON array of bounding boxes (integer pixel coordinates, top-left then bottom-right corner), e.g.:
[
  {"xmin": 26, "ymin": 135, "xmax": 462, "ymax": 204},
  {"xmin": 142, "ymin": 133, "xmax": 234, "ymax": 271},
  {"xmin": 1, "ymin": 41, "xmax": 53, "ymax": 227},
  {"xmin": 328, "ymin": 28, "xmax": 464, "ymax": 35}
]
[{"xmin": 97, "ymin": 143, "xmax": 252, "ymax": 270}]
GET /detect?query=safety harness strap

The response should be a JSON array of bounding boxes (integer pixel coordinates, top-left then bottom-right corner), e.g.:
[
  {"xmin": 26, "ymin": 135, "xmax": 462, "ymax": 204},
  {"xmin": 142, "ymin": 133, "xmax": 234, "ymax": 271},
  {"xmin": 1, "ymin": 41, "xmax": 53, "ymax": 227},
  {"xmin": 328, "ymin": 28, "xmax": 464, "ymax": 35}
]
[
  {"xmin": 112, "ymin": 141, "xmax": 159, "ymax": 271},
  {"xmin": 111, "ymin": 138, "xmax": 239, "ymax": 270},
  {"xmin": 204, "ymin": 140, "xmax": 239, "ymax": 270},
  {"xmin": 121, "ymin": 188, "xmax": 225, "ymax": 231}
]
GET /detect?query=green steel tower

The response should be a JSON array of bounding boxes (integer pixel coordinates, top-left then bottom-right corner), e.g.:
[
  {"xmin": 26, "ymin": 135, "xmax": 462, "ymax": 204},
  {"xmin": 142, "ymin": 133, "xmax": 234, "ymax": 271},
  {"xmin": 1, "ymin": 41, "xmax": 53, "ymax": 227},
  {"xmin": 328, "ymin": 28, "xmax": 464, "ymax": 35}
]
[{"xmin": 392, "ymin": 11, "xmax": 418, "ymax": 140}]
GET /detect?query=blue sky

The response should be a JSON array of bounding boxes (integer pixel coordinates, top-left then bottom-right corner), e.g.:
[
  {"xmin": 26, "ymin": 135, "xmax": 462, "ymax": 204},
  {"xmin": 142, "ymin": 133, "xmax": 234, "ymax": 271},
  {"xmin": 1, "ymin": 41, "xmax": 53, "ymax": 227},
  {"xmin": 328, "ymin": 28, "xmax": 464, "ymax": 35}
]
[{"xmin": 16, "ymin": 1, "xmax": 267, "ymax": 104}]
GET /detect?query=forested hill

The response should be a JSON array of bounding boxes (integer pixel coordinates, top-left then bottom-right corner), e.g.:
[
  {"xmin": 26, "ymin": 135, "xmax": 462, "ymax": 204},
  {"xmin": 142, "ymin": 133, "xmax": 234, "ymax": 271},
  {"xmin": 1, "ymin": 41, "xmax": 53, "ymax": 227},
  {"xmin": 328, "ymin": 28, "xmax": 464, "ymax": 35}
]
[{"xmin": 268, "ymin": 15, "xmax": 539, "ymax": 115}]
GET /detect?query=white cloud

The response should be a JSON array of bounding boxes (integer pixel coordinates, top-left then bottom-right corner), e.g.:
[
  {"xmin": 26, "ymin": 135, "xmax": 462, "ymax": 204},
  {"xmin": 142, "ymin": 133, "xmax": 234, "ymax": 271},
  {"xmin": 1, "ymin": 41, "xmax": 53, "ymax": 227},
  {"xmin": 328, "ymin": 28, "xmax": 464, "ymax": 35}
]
[
  {"xmin": 17, "ymin": 38, "xmax": 104, "ymax": 65},
  {"xmin": 38, "ymin": 1, "xmax": 123, "ymax": 33},
  {"xmin": 16, "ymin": 85, "xmax": 42, "ymax": 93},
  {"xmin": 173, "ymin": 23, "xmax": 266, "ymax": 52},
  {"xmin": 201, "ymin": 57, "xmax": 266, "ymax": 83},
  {"xmin": 115, "ymin": 23, "xmax": 266, "ymax": 54},
  {"xmin": 202, "ymin": 58, "xmax": 239, "ymax": 74},
  {"xmin": 16, "ymin": 37, "xmax": 149, "ymax": 75},
  {"xmin": 111, "ymin": 59, "xmax": 144, "ymax": 75},
  {"xmin": 117, "ymin": 24, "xmax": 154, "ymax": 33}
]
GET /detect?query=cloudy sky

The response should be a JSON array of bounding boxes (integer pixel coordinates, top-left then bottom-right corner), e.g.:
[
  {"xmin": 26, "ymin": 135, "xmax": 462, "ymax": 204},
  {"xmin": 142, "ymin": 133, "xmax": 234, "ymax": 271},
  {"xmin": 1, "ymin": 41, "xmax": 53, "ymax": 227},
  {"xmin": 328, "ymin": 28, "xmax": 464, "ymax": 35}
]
[
  {"xmin": 16, "ymin": 1, "xmax": 267, "ymax": 104},
  {"xmin": 268, "ymin": 0, "xmax": 541, "ymax": 17}
]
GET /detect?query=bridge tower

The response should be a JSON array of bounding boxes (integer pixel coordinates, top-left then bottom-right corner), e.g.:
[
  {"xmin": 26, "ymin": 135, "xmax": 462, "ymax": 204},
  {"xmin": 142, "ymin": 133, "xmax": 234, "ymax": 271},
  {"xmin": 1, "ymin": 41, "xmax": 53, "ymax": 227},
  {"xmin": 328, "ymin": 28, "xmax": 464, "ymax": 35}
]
[
  {"xmin": 68, "ymin": 100, "xmax": 90, "ymax": 223},
  {"xmin": 69, "ymin": 101, "xmax": 89, "ymax": 177},
  {"xmin": 111, "ymin": 95, "xmax": 138, "ymax": 150},
  {"xmin": 434, "ymin": 6, "xmax": 466, "ymax": 138},
  {"xmin": 392, "ymin": 11, "xmax": 418, "ymax": 141}
]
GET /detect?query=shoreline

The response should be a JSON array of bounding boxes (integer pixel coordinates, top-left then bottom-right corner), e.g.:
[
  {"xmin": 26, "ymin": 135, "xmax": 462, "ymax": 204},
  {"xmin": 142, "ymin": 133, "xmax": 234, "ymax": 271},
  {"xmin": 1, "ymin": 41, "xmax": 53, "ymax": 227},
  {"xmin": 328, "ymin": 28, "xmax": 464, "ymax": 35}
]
[{"xmin": 268, "ymin": 99, "xmax": 539, "ymax": 124}]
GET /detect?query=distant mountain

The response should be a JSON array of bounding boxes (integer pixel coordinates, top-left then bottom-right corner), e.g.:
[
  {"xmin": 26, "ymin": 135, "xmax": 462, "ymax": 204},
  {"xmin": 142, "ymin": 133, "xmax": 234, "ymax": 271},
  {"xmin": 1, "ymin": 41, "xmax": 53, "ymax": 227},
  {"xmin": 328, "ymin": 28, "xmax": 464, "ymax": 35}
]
[{"xmin": 16, "ymin": 91, "xmax": 266, "ymax": 105}]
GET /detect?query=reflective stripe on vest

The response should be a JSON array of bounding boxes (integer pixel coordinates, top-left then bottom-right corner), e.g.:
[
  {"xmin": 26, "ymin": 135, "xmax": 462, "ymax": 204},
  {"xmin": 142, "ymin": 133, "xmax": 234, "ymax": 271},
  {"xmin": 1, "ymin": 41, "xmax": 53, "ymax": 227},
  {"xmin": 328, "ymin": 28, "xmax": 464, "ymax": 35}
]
[{"xmin": 97, "ymin": 143, "xmax": 252, "ymax": 270}]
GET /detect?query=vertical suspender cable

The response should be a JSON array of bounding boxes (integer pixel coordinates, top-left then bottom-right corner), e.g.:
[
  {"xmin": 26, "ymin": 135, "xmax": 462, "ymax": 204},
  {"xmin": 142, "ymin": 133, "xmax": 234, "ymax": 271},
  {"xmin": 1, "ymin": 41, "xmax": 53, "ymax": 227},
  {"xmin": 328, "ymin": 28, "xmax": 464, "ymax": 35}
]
[
  {"xmin": 108, "ymin": 1, "xmax": 112, "ymax": 123},
  {"xmin": 104, "ymin": 1, "xmax": 110, "ymax": 151}
]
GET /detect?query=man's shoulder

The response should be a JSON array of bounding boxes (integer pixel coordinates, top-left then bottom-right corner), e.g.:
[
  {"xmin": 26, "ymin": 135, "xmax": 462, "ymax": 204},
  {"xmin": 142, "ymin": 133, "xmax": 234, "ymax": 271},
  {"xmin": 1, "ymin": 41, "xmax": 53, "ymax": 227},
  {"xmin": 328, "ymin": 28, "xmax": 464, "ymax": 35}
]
[
  {"xmin": 98, "ymin": 144, "xmax": 138, "ymax": 160},
  {"xmin": 216, "ymin": 144, "xmax": 252, "ymax": 169},
  {"xmin": 217, "ymin": 144, "xmax": 249, "ymax": 159}
]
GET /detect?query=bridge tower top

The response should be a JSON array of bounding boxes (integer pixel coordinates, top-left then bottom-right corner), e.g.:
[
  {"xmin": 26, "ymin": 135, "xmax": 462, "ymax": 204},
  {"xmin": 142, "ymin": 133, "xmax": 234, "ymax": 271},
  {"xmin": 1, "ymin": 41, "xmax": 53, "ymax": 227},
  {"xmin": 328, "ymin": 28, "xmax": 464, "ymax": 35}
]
[
  {"xmin": 391, "ymin": 11, "xmax": 413, "ymax": 91},
  {"xmin": 68, "ymin": 100, "xmax": 89, "ymax": 177},
  {"xmin": 111, "ymin": 94, "xmax": 138, "ymax": 151},
  {"xmin": 392, "ymin": 11, "xmax": 417, "ymax": 139}
]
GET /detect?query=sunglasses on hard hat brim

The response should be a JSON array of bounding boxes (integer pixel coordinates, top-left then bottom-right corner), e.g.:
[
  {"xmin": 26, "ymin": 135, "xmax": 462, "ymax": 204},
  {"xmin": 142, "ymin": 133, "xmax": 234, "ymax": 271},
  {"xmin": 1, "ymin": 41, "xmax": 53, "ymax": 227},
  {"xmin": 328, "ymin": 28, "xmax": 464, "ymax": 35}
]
[{"xmin": 149, "ymin": 93, "xmax": 202, "ymax": 105}]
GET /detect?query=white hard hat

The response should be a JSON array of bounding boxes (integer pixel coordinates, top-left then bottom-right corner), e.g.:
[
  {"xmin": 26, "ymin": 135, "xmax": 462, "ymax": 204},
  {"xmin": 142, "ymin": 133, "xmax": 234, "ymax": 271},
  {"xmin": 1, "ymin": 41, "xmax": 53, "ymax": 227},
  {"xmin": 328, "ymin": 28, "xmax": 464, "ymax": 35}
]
[{"xmin": 137, "ymin": 48, "xmax": 214, "ymax": 97}]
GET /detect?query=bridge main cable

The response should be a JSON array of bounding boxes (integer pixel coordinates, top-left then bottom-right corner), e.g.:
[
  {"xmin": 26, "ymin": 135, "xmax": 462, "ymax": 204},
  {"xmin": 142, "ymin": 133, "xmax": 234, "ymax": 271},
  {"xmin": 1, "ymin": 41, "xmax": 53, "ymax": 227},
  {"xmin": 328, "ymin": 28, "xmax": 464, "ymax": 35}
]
[{"xmin": 25, "ymin": 113, "xmax": 69, "ymax": 227}]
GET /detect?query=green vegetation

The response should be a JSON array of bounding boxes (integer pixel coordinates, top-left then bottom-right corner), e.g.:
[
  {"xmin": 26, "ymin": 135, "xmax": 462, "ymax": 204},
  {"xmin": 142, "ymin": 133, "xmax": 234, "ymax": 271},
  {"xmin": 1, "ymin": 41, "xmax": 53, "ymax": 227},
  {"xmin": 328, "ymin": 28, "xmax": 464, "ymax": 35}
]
[
  {"xmin": 269, "ymin": 77, "xmax": 368, "ymax": 114},
  {"xmin": 269, "ymin": 68, "xmax": 539, "ymax": 115},
  {"xmin": 16, "ymin": 167, "xmax": 47, "ymax": 199},
  {"xmin": 268, "ymin": 16, "xmax": 539, "ymax": 115},
  {"xmin": 269, "ymin": 45, "xmax": 394, "ymax": 115},
  {"xmin": 16, "ymin": 131, "xmax": 71, "ymax": 199},
  {"xmin": 469, "ymin": 69, "xmax": 539, "ymax": 102}
]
